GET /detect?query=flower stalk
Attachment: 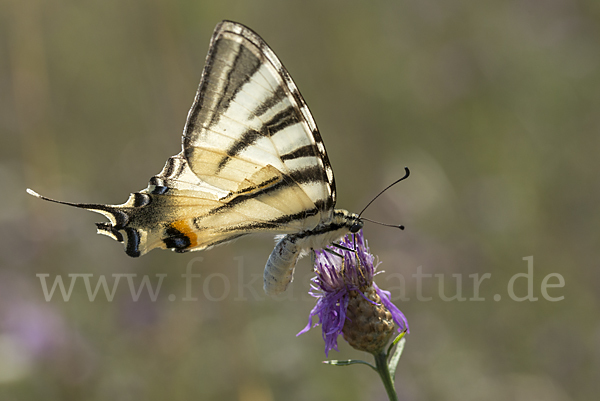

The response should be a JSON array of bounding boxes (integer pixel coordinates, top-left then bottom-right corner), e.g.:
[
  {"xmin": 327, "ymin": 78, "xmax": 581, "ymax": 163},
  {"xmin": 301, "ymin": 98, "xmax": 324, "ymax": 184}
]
[
  {"xmin": 374, "ymin": 350, "xmax": 397, "ymax": 401},
  {"xmin": 324, "ymin": 331, "xmax": 407, "ymax": 401}
]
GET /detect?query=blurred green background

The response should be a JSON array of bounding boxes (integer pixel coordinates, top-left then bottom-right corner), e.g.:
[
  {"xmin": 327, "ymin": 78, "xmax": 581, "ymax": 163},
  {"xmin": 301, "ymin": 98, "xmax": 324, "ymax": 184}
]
[{"xmin": 2, "ymin": 0, "xmax": 598, "ymax": 400}]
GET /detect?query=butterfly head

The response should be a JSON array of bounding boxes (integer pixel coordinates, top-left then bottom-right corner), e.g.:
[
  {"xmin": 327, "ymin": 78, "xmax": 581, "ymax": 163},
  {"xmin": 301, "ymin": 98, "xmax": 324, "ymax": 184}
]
[
  {"xmin": 329, "ymin": 210, "xmax": 362, "ymax": 233},
  {"xmin": 349, "ymin": 216, "xmax": 364, "ymax": 234}
]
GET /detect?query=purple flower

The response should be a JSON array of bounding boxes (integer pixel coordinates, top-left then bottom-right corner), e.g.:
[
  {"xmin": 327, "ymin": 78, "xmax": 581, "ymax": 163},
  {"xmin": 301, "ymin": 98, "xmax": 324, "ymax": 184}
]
[{"xmin": 298, "ymin": 230, "xmax": 409, "ymax": 356}]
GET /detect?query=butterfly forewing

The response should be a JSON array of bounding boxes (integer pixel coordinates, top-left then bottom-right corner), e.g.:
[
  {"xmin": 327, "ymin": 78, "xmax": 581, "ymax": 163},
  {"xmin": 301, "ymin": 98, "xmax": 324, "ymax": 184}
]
[{"xmin": 183, "ymin": 22, "xmax": 335, "ymax": 223}]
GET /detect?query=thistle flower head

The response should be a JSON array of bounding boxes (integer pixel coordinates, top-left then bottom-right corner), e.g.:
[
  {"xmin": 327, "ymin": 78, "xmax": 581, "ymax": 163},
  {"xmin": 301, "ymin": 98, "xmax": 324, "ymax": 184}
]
[{"xmin": 298, "ymin": 230, "xmax": 409, "ymax": 356}]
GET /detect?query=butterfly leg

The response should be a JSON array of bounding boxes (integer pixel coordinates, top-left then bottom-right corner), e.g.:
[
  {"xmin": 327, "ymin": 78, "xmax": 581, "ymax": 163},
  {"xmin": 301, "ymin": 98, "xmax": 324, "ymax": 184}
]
[
  {"xmin": 323, "ymin": 247, "xmax": 344, "ymax": 259},
  {"xmin": 331, "ymin": 242, "xmax": 355, "ymax": 253}
]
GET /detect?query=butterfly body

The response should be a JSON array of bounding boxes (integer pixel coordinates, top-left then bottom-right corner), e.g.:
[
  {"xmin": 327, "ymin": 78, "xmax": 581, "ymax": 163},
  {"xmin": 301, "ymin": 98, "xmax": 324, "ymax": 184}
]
[
  {"xmin": 264, "ymin": 209, "xmax": 362, "ymax": 294},
  {"xmin": 28, "ymin": 21, "xmax": 362, "ymax": 295}
]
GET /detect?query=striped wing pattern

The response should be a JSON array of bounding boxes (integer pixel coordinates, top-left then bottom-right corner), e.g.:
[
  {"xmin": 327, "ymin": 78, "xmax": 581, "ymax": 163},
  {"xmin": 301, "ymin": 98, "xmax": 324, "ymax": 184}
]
[
  {"xmin": 183, "ymin": 21, "xmax": 336, "ymax": 229},
  {"xmin": 28, "ymin": 21, "xmax": 339, "ymax": 259}
]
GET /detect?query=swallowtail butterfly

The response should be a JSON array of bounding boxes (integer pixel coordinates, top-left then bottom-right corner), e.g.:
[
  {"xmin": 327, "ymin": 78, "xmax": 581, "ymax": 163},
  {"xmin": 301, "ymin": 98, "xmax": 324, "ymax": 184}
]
[{"xmin": 28, "ymin": 21, "xmax": 367, "ymax": 295}]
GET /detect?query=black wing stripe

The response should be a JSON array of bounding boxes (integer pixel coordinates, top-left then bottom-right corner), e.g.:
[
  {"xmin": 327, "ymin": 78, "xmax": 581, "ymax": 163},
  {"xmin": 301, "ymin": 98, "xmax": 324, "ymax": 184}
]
[
  {"xmin": 202, "ymin": 165, "xmax": 325, "ymax": 219},
  {"xmin": 207, "ymin": 198, "xmax": 327, "ymax": 234},
  {"xmin": 280, "ymin": 145, "xmax": 318, "ymax": 161},
  {"xmin": 217, "ymin": 105, "xmax": 300, "ymax": 171},
  {"xmin": 253, "ymin": 85, "xmax": 286, "ymax": 117},
  {"xmin": 288, "ymin": 165, "xmax": 324, "ymax": 184},
  {"xmin": 208, "ymin": 38, "xmax": 262, "ymax": 128},
  {"xmin": 217, "ymin": 128, "xmax": 263, "ymax": 171},
  {"xmin": 265, "ymin": 106, "xmax": 300, "ymax": 135},
  {"xmin": 217, "ymin": 209, "xmax": 319, "ymax": 232}
]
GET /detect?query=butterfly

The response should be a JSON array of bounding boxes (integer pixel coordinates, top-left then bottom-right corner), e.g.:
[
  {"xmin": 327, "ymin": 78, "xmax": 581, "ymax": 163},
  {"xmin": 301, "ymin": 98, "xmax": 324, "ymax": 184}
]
[{"xmin": 28, "ymin": 20, "xmax": 370, "ymax": 295}]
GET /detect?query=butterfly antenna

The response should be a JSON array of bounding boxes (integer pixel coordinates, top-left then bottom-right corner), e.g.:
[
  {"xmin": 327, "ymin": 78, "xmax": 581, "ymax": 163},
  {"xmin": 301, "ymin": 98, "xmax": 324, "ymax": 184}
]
[
  {"xmin": 358, "ymin": 167, "xmax": 410, "ymax": 218},
  {"xmin": 361, "ymin": 217, "xmax": 404, "ymax": 230}
]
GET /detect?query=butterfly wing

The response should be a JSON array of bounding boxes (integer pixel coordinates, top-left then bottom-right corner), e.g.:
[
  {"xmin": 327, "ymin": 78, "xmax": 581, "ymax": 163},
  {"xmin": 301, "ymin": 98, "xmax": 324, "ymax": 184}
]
[
  {"xmin": 182, "ymin": 21, "xmax": 336, "ymax": 231},
  {"xmin": 29, "ymin": 21, "xmax": 338, "ymax": 258},
  {"xmin": 29, "ymin": 155, "xmax": 225, "ymax": 257}
]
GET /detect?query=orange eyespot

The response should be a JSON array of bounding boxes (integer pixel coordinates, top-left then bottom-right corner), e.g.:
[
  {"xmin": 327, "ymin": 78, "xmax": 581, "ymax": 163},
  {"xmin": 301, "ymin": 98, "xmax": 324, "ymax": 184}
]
[{"xmin": 170, "ymin": 220, "xmax": 198, "ymax": 249}]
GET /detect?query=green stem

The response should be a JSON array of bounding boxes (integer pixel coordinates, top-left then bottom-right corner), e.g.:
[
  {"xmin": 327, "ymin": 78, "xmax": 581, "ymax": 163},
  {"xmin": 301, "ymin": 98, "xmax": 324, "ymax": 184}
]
[{"xmin": 373, "ymin": 351, "xmax": 397, "ymax": 401}]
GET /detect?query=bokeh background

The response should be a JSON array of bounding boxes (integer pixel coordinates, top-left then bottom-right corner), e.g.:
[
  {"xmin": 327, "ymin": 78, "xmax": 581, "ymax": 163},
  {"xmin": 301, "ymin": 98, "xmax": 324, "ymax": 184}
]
[{"xmin": 1, "ymin": 0, "xmax": 598, "ymax": 400}]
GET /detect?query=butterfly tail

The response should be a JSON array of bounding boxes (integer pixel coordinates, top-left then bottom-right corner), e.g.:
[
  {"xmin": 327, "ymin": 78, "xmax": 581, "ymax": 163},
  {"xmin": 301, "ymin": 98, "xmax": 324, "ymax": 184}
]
[
  {"xmin": 26, "ymin": 188, "xmax": 127, "ymax": 223},
  {"xmin": 26, "ymin": 188, "xmax": 140, "ymax": 254}
]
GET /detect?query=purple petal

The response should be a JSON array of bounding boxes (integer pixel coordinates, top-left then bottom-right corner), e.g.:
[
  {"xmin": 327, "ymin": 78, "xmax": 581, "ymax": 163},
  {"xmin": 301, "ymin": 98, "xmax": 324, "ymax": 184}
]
[{"xmin": 374, "ymin": 283, "xmax": 410, "ymax": 333}]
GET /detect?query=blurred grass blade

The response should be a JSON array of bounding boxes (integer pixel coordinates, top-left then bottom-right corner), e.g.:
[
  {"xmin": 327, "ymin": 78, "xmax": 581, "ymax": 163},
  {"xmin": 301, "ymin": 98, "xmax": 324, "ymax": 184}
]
[
  {"xmin": 386, "ymin": 330, "xmax": 407, "ymax": 360},
  {"xmin": 324, "ymin": 359, "xmax": 376, "ymax": 370},
  {"xmin": 388, "ymin": 337, "xmax": 406, "ymax": 379}
]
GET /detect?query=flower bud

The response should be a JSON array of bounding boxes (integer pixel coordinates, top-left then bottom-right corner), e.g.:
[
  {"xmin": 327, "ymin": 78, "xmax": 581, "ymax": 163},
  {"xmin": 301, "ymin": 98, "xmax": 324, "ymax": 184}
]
[{"xmin": 342, "ymin": 287, "xmax": 396, "ymax": 354}]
